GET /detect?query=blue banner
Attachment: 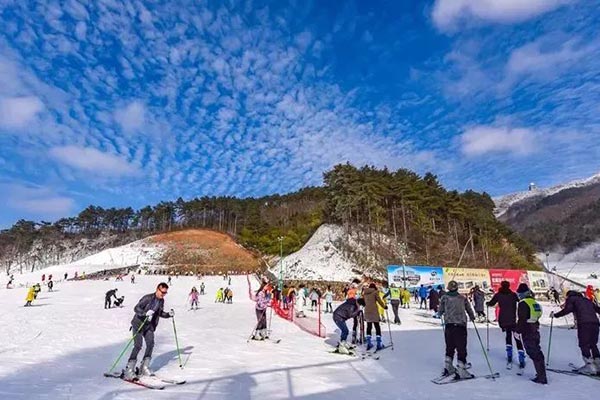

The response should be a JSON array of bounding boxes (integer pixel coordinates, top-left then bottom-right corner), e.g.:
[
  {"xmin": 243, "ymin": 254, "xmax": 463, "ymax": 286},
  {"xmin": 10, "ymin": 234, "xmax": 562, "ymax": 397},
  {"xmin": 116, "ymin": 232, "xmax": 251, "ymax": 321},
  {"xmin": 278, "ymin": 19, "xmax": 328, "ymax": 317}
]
[{"xmin": 387, "ymin": 265, "xmax": 444, "ymax": 289}]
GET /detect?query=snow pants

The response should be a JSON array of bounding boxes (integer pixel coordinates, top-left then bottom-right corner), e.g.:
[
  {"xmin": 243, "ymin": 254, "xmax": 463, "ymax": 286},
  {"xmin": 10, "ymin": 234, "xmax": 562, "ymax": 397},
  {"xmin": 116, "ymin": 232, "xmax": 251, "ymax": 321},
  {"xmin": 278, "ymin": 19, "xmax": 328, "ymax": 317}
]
[
  {"xmin": 577, "ymin": 323, "xmax": 600, "ymax": 358},
  {"xmin": 390, "ymin": 300, "xmax": 401, "ymax": 323},
  {"xmin": 522, "ymin": 328, "xmax": 547, "ymax": 380},
  {"xmin": 255, "ymin": 309, "xmax": 267, "ymax": 330},
  {"xmin": 191, "ymin": 299, "xmax": 198, "ymax": 308},
  {"xmin": 366, "ymin": 322, "xmax": 381, "ymax": 337},
  {"xmin": 104, "ymin": 297, "xmax": 111, "ymax": 309},
  {"xmin": 326, "ymin": 302, "xmax": 333, "ymax": 313},
  {"xmin": 129, "ymin": 323, "xmax": 155, "ymax": 361},
  {"xmin": 420, "ymin": 297, "xmax": 427, "ymax": 308},
  {"xmin": 335, "ymin": 319, "xmax": 349, "ymax": 341},
  {"xmin": 445, "ymin": 324, "xmax": 468, "ymax": 363},
  {"xmin": 504, "ymin": 328, "xmax": 524, "ymax": 350}
]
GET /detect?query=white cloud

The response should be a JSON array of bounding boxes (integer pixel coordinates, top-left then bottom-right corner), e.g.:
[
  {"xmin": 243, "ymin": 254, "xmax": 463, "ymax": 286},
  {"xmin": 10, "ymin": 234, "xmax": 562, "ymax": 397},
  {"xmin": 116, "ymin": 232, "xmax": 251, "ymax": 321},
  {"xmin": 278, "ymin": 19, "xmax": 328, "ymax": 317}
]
[
  {"xmin": 460, "ymin": 125, "xmax": 537, "ymax": 156},
  {"xmin": 432, "ymin": 0, "xmax": 572, "ymax": 32},
  {"xmin": 114, "ymin": 101, "xmax": 145, "ymax": 132},
  {"xmin": 5, "ymin": 183, "xmax": 75, "ymax": 217},
  {"xmin": 49, "ymin": 146, "xmax": 139, "ymax": 177},
  {"xmin": 0, "ymin": 96, "xmax": 44, "ymax": 129}
]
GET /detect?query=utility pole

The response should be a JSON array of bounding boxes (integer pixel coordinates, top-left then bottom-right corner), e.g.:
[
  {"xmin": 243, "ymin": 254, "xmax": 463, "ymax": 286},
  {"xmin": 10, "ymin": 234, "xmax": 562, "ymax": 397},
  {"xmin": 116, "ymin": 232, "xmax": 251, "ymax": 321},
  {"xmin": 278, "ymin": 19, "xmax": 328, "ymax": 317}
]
[
  {"xmin": 398, "ymin": 243, "xmax": 408, "ymax": 289},
  {"xmin": 278, "ymin": 236, "xmax": 284, "ymax": 291}
]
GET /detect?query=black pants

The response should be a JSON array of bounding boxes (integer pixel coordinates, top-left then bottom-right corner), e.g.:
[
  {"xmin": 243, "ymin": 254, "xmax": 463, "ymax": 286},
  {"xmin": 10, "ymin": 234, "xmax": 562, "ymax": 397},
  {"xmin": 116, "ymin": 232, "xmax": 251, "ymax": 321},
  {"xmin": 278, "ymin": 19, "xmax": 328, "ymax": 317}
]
[
  {"xmin": 255, "ymin": 309, "xmax": 267, "ymax": 330},
  {"xmin": 390, "ymin": 300, "xmax": 401, "ymax": 323},
  {"xmin": 505, "ymin": 328, "xmax": 524, "ymax": 350},
  {"xmin": 105, "ymin": 297, "xmax": 111, "ymax": 309},
  {"xmin": 366, "ymin": 322, "xmax": 381, "ymax": 336},
  {"xmin": 445, "ymin": 324, "xmax": 468, "ymax": 363},
  {"xmin": 420, "ymin": 298, "xmax": 427, "ymax": 308},
  {"xmin": 577, "ymin": 323, "xmax": 600, "ymax": 358},
  {"xmin": 522, "ymin": 328, "xmax": 546, "ymax": 379},
  {"xmin": 326, "ymin": 302, "xmax": 333, "ymax": 313},
  {"xmin": 129, "ymin": 323, "xmax": 155, "ymax": 361}
]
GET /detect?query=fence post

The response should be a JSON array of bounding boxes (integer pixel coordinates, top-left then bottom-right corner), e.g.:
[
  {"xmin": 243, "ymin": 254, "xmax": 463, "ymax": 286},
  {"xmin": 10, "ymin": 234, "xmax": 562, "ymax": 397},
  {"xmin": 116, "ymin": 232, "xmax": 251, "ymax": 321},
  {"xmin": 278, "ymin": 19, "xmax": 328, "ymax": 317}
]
[{"xmin": 318, "ymin": 298, "xmax": 322, "ymax": 337}]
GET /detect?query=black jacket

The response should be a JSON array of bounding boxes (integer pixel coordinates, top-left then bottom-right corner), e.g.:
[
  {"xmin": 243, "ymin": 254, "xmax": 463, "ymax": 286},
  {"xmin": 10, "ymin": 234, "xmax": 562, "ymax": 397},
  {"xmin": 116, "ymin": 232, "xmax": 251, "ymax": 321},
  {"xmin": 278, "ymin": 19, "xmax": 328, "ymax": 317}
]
[
  {"xmin": 105, "ymin": 289, "xmax": 118, "ymax": 299},
  {"xmin": 428, "ymin": 289, "xmax": 440, "ymax": 310},
  {"xmin": 487, "ymin": 288, "xmax": 519, "ymax": 329},
  {"xmin": 516, "ymin": 296, "xmax": 541, "ymax": 335},
  {"xmin": 472, "ymin": 290, "xmax": 485, "ymax": 312},
  {"xmin": 554, "ymin": 291, "xmax": 600, "ymax": 325},
  {"xmin": 333, "ymin": 298, "xmax": 362, "ymax": 323},
  {"xmin": 132, "ymin": 293, "xmax": 170, "ymax": 331}
]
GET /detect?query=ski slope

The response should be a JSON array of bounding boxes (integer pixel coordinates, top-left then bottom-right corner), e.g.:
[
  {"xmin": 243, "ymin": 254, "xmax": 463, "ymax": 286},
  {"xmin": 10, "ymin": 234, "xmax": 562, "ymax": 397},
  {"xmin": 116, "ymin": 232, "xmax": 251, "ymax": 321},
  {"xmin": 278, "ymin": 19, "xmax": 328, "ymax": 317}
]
[{"xmin": 0, "ymin": 275, "xmax": 595, "ymax": 399}]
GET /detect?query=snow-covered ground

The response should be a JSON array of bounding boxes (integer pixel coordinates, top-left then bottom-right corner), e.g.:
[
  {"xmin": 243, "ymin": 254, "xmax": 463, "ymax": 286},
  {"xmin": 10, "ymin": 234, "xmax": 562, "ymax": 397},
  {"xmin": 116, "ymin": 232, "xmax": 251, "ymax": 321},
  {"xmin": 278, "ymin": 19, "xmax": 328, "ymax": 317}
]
[
  {"xmin": 542, "ymin": 247, "xmax": 600, "ymax": 288},
  {"xmin": 0, "ymin": 274, "xmax": 595, "ymax": 399}
]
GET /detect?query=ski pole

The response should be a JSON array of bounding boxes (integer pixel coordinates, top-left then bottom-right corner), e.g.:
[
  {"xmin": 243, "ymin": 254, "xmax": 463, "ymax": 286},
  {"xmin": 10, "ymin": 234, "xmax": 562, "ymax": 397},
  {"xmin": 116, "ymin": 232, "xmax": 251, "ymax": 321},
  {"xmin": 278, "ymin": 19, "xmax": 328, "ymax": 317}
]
[
  {"xmin": 546, "ymin": 314, "xmax": 554, "ymax": 366},
  {"xmin": 486, "ymin": 305, "xmax": 490, "ymax": 352},
  {"xmin": 384, "ymin": 307, "xmax": 394, "ymax": 350},
  {"xmin": 171, "ymin": 312, "xmax": 183, "ymax": 368},
  {"xmin": 471, "ymin": 319, "xmax": 496, "ymax": 379},
  {"xmin": 247, "ymin": 309, "xmax": 267, "ymax": 342},
  {"xmin": 106, "ymin": 317, "xmax": 148, "ymax": 374}
]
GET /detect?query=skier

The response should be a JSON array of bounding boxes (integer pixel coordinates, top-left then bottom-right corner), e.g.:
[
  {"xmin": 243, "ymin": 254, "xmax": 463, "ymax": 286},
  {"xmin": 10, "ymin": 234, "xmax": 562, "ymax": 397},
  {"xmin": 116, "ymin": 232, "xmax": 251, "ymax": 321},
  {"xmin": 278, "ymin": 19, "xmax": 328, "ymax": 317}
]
[
  {"xmin": 428, "ymin": 285, "xmax": 440, "ymax": 316},
  {"xmin": 124, "ymin": 282, "xmax": 173, "ymax": 380},
  {"xmin": 471, "ymin": 285, "xmax": 486, "ymax": 322},
  {"xmin": 333, "ymin": 297, "xmax": 366, "ymax": 354},
  {"xmin": 225, "ymin": 288, "xmax": 233, "ymax": 304},
  {"xmin": 48, "ymin": 279, "xmax": 54, "ymax": 292},
  {"xmin": 200, "ymin": 282, "xmax": 205, "ymax": 295},
  {"xmin": 516, "ymin": 283, "xmax": 547, "ymax": 384},
  {"xmin": 24, "ymin": 286, "xmax": 36, "ymax": 306},
  {"xmin": 549, "ymin": 287, "xmax": 560, "ymax": 305},
  {"xmin": 215, "ymin": 288, "xmax": 224, "ymax": 303},
  {"xmin": 64, "ymin": 272, "xmax": 68, "ymax": 280},
  {"xmin": 418, "ymin": 284, "xmax": 428, "ymax": 309},
  {"xmin": 42, "ymin": 274, "xmax": 46, "ymax": 284},
  {"xmin": 324, "ymin": 286, "xmax": 334, "ymax": 313},
  {"xmin": 252, "ymin": 283, "xmax": 271, "ymax": 340},
  {"xmin": 552, "ymin": 290, "xmax": 600, "ymax": 374},
  {"xmin": 387, "ymin": 283, "xmax": 402, "ymax": 324},
  {"xmin": 296, "ymin": 284, "xmax": 306, "ymax": 318},
  {"xmin": 377, "ymin": 288, "xmax": 387, "ymax": 322},
  {"xmin": 363, "ymin": 283, "xmax": 387, "ymax": 351},
  {"xmin": 131, "ymin": 274, "xmax": 135, "ymax": 284},
  {"xmin": 309, "ymin": 288, "xmax": 319, "ymax": 312},
  {"xmin": 438, "ymin": 280, "xmax": 476, "ymax": 380},
  {"xmin": 105, "ymin": 289, "xmax": 119, "ymax": 309},
  {"xmin": 189, "ymin": 287, "xmax": 199, "ymax": 310},
  {"xmin": 401, "ymin": 287, "xmax": 411, "ymax": 309},
  {"xmin": 33, "ymin": 283, "xmax": 41, "ymax": 299},
  {"xmin": 487, "ymin": 280, "xmax": 525, "ymax": 369},
  {"xmin": 113, "ymin": 295, "xmax": 125, "ymax": 307},
  {"xmin": 167, "ymin": 276, "xmax": 172, "ymax": 285}
]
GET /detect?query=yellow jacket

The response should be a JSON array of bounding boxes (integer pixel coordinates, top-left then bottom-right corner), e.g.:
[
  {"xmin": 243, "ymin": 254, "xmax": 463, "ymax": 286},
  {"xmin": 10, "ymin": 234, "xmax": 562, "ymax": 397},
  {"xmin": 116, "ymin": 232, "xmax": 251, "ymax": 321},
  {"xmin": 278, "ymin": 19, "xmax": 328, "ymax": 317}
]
[
  {"xmin": 401, "ymin": 289, "xmax": 411, "ymax": 303},
  {"xmin": 26, "ymin": 287, "xmax": 35, "ymax": 302},
  {"xmin": 377, "ymin": 291, "xmax": 386, "ymax": 315}
]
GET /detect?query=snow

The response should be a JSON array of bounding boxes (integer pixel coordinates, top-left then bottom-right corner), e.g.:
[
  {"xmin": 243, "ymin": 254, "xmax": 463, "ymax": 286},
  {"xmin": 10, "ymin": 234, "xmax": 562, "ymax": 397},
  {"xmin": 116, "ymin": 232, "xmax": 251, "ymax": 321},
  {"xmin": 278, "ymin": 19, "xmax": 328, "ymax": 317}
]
[
  {"xmin": 494, "ymin": 171, "xmax": 600, "ymax": 217},
  {"xmin": 271, "ymin": 224, "xmax": 361, "ymax": 282},
  {"xmin": 0, "ymin": 274, "xmax": 596, "ymax": 399},
  {"xmin": 541, "ymin": 247, "xmax": 600, "ymax": 288}
]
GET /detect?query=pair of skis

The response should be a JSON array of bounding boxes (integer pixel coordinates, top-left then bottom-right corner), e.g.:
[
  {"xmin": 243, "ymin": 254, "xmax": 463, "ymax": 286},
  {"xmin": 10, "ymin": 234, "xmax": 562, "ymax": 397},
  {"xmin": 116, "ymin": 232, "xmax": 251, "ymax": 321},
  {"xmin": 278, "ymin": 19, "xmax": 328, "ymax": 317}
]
[
  {"xmin": 431, "ymin": 372, "xmax": 500, "ymax": 385},
  {"xmin": 104, "ymin": 372, "xmax": 185, "ymax": 390},
  {"xmin": 547, "ymin": 363, "xmax": 600, "ymax": 380}
]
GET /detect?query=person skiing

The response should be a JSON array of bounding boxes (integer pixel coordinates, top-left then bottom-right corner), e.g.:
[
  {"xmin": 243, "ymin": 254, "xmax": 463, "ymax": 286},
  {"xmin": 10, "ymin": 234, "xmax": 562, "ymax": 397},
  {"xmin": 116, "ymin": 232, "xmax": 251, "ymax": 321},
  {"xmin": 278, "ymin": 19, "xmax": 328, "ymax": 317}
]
[
  {"xmin": 131, "ymin": 274, "xmax": 135, "ymax": 284},
  {"xmin": 324, "ymin": 286, "xmax": 334, "ymax": 313},
  {"xmin": 309, "ymin": 288, "xmax": 319, "ymax": 312},
  {"xmin": 189, "ymin": 287, "xmax": 199, "ymax": 310},
  {"xmin": 48, "ymin": 279, "xmax": 54, "ymax": 292},
  {"xmin": 516, "ymin": 283, "xmax": 547, "ymax": 384},
  {"xmin": 225, "ymin": 288, "xmax": 233, "ymax": 304},
  {"xmin": 487, "ymin": 280, "xmax": 525, "ymax": 369},
  {"xmin": 64, "ymin": 272, "xmax": 68, "ymax": 280},
  {"xmin": 124, "ymin": 282, "xmax": 173, "ymax": 380},
  {"xmin": 215, "ymin": 288, "xmax": 224, "ymax": 303},
  {"xmin": 252, "ymin": 283, "xmax": 271, "ymax": 340},
  {"xmin": 552, "ymin": 290, "xmax": 600, "ymax": 374},
  {"xmin": 33, "ymin": 283, "xmax": 41, "ymax": 299},
  {"xmin": 471, "ymin": 285, "xmax": 486, "ymax": 322},
  {"xmin": 296, "ymin": 284, "xmax": 306, "ymax": 318},
  {"xmin": 363, "ymin": 283, "xmax": 387, "ymax": 351},
  {"xmin": 105, "ymin": 289, "xmax": 119, "ymax": 309},
  {"xmin": 428, "ymin": 285, "xmax": 440, "ymax": 316},
  {"xmin": 200, "ymin": 282, "xmax": 205, "ymax": 295},
  {"xmin": 167, "ymin": 276, "xmax": 172, "ymax": 285},
  {"xmin": 438, "ymin": 280, "xmax": 476, "ymax": 380},
  {"xmin": 333, "ymin": 297, "xmax": 366, "ymax": 354},
  {"xmin": 387, "ymin": 283, "xmax": 402, "ymax": 324},
  {"xmin": 401, "ymin": 287, "xmax": 411, "ymax": 309},
  {"xmin": 24, "ymin": 286, "xmax": 36, "ymax": 306},
  {"xmin": 418, "ymin": 284, "xmax": 428, "ymax": 309}
]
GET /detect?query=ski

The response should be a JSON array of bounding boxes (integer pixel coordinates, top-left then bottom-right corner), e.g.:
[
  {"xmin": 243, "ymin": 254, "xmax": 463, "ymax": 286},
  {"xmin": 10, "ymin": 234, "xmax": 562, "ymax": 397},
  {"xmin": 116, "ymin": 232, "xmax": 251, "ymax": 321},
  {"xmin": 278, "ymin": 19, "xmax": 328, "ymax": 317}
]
[
  {"xmin": 104, "ymin": 372, "xmax": 166, "ymax": 390},
  {"xmin": 156, "ymin": 376, "xmax": 186, "ymax": 385},
  {"xmin": 431, "ymin": 372, "xmax": 500, "ymax": 385},
  {"xmin": 547, "ymin": 368, "xmax": 600, "ymax": 380}
]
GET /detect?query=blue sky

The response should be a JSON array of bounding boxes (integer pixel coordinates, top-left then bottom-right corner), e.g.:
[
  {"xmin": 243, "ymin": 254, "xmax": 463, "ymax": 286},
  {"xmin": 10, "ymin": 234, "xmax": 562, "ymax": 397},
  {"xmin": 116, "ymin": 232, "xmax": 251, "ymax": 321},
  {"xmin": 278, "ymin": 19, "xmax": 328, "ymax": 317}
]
[{"xmin": 1, "ymin": 0, "xmax": 599, "ymax": 227}]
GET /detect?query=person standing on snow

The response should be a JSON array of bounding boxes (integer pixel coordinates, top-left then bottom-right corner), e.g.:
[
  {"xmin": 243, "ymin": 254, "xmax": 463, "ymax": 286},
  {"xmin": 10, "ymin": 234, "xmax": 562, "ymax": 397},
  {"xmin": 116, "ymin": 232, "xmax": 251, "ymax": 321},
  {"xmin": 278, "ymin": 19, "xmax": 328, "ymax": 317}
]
[
  {"xmin": 252, "ymin": 283, "xmax": 271, "ymax": 340},
  {"xmin": 48, "ymin": 279, "xmax": 54, "ymax": 292},
  {"xmin": 428, "ymin": 285, "xmax": 440, "ymax": 316},
  {"xmin": 124, "ymin": 283, "xmax": 174, "ymax": 380},
  {"xmin": 189, "ymin": 287, "xmax": 199, "ymax": 310},
  {"xmin": 105, "ymin": 289, "xmax": 119, "ymax": 309},
  {"xmin": 24, "ymin": 286, "xmax": 36, "ymax": 306},
  {"xmin": 333, "ymin": 297, "xmax": 366, "ymax": 354},
  {"xmin": 386, "ymin": 283, "xmax": 402, "ymax": 324},
  {"xmin": 362, "ymin": 283, "xmax": 387, "ymax": 351},
  {"xmin": 516, "ymin": 283, "xmax": 547, "ymax": 384},
  {"xmin": 471, "ymin": 285, "xmax": 486, "ymax": 322},
  {"xmin": 324, "ymin": 286, "xmax": 334, "ymax": 313},
  {"xmin": 309, "ymin": 288, "xmax": 319, "ymax": 312},
  {"xmin": 295, "ymin": 284, "xmax": 306, "ymax": 318},
  {"xmin": 130, "ymin": 274, "xmax": 135, "ymax": 284},
  {"xmin": 438, "ymin": 280, "xmax": 476, "ymax": 380},
  {"xmin": 215, "ymin": 288, "xmax": 224, "ymax": 303},
  {"xmin": 418, "ymin": 284, "xmax": 428, "ymax": 309},
  {"xmin": 552, "ymin": 290, "xmax": 600, "ymax": 375},
  {"xmin": 487, "ymin": 280, "xmax": 525, "ymax": 368},
  {"xmin": 401, "ymin": 287, "xmax": 411, "ymax": 309}
]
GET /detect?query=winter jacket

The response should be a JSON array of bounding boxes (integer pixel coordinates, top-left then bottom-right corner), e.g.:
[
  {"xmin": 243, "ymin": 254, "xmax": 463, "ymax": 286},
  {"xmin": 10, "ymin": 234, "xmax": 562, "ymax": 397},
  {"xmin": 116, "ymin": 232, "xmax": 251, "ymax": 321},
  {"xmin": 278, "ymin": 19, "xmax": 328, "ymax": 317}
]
[
  {"xmin": 105, "ymin": 289, "xmax": 118, "ymax": 300},
  {"xmin": 132, "ymin": 293, "xmax": 170, "ymax": 331},
  {"xmin": 586, "ymin": 286, "xmax": 595, "ymax": 301},
  {"xmin": 189, "ymin": 291, "xmax": 199, "ymax": 301},
  {"xmin": 256, "ymin": 290, "xmax": 270, "ymax": 311},
  {"xmin": 472, "ymin": 289, "xmax": 485, "ymax": 313},
  {"xmin": 309, "ymin": 291, "xmax": 319, "ymax": 301},
  {"xmin": 428, "ymin": 289, "xmax": 440, "ymax": 310},
  {"xmin": 438, "ymin": 291, "xmax": 475, "ymax": 326},
  {"xmin": 333, "ymin": 298, "xmax": 362, "ymax": 323},
  {"xmin": 363, "ymin": 287, "xmax": 386, "ymax": 322},
  {"xmin": 554, "ymin": 290, "xmax": 600, "ymax": 324},
  {"xmin": 401, "ymin": 289, "xmax": 411, "ymax": 303},
  {"xmin": 325, "ymin": 291, "xmax": 334, "ymax": 303},
  {"xmin": 487, "ymin": 287, "xmax": 519, "ymax": 330},
  {"xmin": 418, "ymin": 286, "xmax": 428, "ymax": 299},
  {"xmin": 25, "ymin": 287, "xmax": 35, "ymax": 302}
]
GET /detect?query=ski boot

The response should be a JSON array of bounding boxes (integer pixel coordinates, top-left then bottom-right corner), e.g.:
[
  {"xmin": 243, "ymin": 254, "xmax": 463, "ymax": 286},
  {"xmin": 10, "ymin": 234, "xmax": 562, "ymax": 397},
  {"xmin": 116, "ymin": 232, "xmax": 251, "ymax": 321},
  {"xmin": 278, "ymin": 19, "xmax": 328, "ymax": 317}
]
[
  {"xmin": 140, "ymin": 357, "xmax": 155, "ymax": 376},
  {"xmin": 518, "ymin": 350, "xmax": 526, "ymax": 369},
  {"xmin": 366, "ymin": 335, "xmax": 373, "ymax": 351},
  {"xmin": 442, "ymin": 356, "xmax": 456, "ymax": 377},
  {"xmin": 375, "ymin": 335, "xmax": 384, "ymax": 351},
  {"xmin": 336, "ymin": 341, "xmax": 352, "ymax": 355},
  {"xmin": 531, "ymin": 359, "xmax": 548, "ymax": 384},
  {"xmin": 455, "ymin": 361, "xmax": 474, "ymax": 380},
  {"xmin": 506, "ymin": 344, "xmax": 513, "ymax": 363},
  {"xmin": 575, "ymin": 357, "xmax": 598, "ymax": 375},
  {"xmin": 123, "ymin": 359, "xmax": 137, "ymax": 380},
  {"xmin": 261, "ymin": 329, "xmax": 269, "ymax": 340}
]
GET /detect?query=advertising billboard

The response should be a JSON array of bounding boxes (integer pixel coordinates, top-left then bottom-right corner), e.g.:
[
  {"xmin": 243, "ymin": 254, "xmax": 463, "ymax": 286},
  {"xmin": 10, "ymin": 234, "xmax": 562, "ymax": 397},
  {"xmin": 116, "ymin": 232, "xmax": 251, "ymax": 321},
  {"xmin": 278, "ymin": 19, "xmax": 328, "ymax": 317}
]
[
  {"xmin": 489, "ymin": 269, "xmax": 530, "ymax": 292},
  {"xmin": 387, "ymin": 265, "xmax": 444, "ymax": 289},
  {"xmin": 443, "ymin": 268, "xmax": 491, "ymax": 293}
]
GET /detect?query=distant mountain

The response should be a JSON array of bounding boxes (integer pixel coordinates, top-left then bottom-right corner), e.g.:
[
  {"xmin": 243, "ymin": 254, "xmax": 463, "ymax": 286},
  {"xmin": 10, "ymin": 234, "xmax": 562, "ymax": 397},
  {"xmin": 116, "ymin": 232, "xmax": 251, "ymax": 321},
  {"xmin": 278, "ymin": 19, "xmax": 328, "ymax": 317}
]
[{"xmin": 495, "ymin": 172, "xmax": 600, "ymax": 253}]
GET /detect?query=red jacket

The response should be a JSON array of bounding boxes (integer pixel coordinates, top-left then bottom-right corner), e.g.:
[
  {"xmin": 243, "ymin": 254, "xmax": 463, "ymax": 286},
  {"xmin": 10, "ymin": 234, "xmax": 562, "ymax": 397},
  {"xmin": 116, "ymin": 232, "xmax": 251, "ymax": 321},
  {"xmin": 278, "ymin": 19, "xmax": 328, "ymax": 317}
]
[{"xmin": 586, "ymin": 286, "xmax": 595, "ymax": 301}]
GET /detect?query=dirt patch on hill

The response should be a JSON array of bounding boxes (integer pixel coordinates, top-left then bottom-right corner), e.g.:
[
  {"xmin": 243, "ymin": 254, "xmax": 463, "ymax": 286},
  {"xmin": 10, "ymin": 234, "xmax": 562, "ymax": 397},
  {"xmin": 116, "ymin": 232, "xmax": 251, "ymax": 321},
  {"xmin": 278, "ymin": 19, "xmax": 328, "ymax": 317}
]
[{"xmin": 149, "ymin": 230, "xmax": 261, "ymax": 274}]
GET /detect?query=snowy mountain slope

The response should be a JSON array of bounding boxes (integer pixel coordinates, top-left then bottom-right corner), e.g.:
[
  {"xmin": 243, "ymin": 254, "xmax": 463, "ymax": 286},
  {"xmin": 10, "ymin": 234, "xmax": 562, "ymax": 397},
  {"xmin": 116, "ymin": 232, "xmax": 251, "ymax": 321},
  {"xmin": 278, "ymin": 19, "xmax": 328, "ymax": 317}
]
[
  {"xmin": 494, "ymin": 171, "xmax": 600, "ymax": 218},
  {"xmin": 0, "ymin": 274, "xmax": 593, "ymax": 399}
]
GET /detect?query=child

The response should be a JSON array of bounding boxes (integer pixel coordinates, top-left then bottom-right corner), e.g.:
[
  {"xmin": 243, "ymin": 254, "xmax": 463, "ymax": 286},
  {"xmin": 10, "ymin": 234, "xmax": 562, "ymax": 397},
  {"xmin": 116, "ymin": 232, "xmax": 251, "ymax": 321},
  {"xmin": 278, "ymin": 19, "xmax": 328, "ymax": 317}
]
[
  {"xmin": 189, "ymin": 287, "xmax": 199, "ymax": 310},
  {"xmin": 309, "ymin": 288, "xmax": 319, "ymax": 312},
  {"xmin": 24, "ymin": 286, "xmax": 36, "ymax": 307},
  {"xmin": 324, "ymin": 286, "xmax": 334, "ymax": 313}
]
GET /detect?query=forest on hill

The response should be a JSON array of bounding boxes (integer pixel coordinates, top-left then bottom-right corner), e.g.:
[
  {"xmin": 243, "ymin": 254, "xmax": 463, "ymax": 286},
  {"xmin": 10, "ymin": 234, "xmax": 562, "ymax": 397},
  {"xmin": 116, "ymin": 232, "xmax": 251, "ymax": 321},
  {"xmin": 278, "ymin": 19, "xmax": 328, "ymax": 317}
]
[{"xmin": 0, "ymin": 164, "xmax": 536, "ymax": 272}]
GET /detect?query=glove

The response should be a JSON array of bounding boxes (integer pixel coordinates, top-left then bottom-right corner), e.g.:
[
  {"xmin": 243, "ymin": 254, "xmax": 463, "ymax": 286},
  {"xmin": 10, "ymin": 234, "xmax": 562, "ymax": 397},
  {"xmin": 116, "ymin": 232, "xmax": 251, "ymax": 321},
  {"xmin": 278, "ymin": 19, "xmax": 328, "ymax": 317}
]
[
  {"xmin": 169, "ymin": 309, "xmax": 175, "ymax": 317},
  {"xmin": 549, "ymin": 311, "xmax": 555, "ymax": 318},
  {"xmin": 145, "ymin": 310, "xmax": 155, "ymax": 318}
]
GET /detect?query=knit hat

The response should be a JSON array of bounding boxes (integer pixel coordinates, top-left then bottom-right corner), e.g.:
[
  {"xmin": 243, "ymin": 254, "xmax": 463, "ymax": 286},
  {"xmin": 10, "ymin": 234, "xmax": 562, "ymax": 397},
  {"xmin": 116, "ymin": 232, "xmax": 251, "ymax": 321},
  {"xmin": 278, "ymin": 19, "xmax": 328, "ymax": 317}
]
[
  {"xmin": 447, "ymin": 280, "xmax": 459, "ymax": 292},
  {"xmin": 500, "ymin": 280, "xmax": 510, "ymax": 290},
  {"xmin": 516, "ymin": 283, "xmax": 529, "ymax": 294}
]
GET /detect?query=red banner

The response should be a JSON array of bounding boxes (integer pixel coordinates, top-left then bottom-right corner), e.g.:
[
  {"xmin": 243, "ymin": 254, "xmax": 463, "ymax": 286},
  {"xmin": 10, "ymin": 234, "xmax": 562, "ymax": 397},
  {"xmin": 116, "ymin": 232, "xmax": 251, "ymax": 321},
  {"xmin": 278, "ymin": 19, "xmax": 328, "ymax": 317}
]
[{"xmin": 489, "ymin": 269, "xmax": 530, "ymax": 292}]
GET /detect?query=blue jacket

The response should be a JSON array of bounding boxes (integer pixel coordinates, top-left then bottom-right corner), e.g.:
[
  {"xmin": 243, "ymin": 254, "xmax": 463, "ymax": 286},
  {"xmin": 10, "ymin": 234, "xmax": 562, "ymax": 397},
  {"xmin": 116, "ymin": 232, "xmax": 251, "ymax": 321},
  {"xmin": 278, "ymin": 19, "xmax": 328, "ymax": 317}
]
[{"xmin": 419, "ymin": 286, "xmax": 428, "ymax": 298}]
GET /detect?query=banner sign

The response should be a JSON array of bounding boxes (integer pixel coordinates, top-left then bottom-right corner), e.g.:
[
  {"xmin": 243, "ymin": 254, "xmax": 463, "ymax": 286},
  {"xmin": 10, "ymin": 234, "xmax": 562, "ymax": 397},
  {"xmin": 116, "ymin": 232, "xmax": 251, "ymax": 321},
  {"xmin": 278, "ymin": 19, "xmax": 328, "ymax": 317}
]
[
  {"xmin": 527, "ymin": 271, "xmax": 551, "ymax": 293},
  {"xmin": 489, "ymin": 269, "xmax": 529, "ymax": 292},
  {"xmin": 387, "ymin": 265, "xmax": 444, "ymax": 289},
  {"xmin": 443, "ymin": 268, "xmax": 491, "ymax": 293}
]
